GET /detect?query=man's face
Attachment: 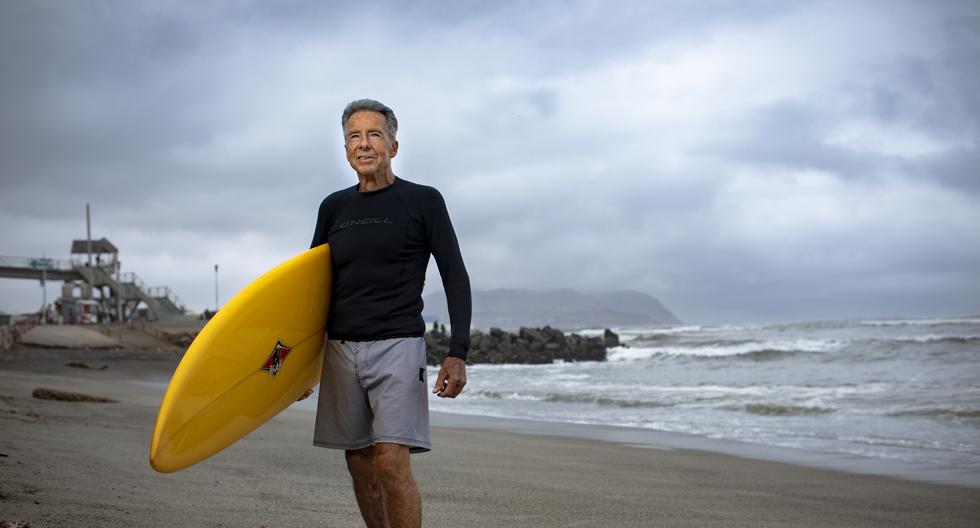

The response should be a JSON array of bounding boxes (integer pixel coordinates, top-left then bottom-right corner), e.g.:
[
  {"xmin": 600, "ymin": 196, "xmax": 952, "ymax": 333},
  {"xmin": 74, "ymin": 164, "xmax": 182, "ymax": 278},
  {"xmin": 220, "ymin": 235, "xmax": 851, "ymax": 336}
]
[{"xmin": 344, "ymin": 110, "xmax": 398, "ymax": 178}]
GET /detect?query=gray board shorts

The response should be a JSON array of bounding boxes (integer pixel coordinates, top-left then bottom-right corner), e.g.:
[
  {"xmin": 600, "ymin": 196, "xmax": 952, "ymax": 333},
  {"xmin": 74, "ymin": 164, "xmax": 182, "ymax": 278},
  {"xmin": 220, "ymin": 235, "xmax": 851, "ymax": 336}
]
[{"xmin": 313, "ymin": 337, "xmax": 431, "ymax": 453}]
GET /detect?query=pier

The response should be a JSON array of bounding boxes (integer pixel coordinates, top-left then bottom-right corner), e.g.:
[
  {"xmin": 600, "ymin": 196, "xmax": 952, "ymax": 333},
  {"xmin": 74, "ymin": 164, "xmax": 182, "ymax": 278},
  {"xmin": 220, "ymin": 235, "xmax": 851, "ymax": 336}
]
[{"xmin": 0, "ymin": 238, "xmax": 192, "ymax": 323}]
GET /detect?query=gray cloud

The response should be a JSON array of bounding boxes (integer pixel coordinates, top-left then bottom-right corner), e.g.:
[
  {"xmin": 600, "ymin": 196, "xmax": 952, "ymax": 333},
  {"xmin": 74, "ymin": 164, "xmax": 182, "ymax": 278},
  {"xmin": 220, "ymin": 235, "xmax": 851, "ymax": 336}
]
[{"xmin": 2, "ymin": 0, "xmax": 979, "ymax": 323}]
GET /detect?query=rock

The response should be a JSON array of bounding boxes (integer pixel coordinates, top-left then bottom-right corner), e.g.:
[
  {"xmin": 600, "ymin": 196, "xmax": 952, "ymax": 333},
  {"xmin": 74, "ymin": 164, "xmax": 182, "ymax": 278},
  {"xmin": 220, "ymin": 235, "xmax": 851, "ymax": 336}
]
[
  {"xmin": 31, "ymin": 388, "xmax": 116, "ymax": 403},
  {"xmin": 65, "ymin": 361, "xmax": 108, "ymax": 370},
  {"xmin": 603, "ymin": 328, "xmax": 620, "ymax": 348},
  {"xmin": 519, "ymin": 327, "xmax": 546, "ymax": 342},
  {"xmin": 425, "ymin": 324, "xmax": 611, "ymax": 365}
]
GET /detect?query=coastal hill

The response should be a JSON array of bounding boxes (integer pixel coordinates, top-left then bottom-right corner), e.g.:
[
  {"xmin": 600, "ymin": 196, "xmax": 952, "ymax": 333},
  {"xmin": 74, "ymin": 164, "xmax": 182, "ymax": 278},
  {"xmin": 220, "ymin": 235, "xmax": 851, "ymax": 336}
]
[{"xmin": 423, "ymin": 288, "xmax": 680, "ymax": 330}]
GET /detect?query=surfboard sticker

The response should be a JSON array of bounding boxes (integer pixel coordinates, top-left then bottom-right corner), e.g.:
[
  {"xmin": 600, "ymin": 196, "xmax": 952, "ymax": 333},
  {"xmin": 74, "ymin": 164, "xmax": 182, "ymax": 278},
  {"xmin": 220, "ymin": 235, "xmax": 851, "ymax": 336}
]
[{"xmin": 261, "ymin": 341, "xmax": 292, "ymax": 377}]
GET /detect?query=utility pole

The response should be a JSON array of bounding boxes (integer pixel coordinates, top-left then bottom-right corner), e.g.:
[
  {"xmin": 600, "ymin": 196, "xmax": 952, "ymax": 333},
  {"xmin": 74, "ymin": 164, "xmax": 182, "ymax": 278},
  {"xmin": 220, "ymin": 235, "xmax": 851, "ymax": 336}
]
[
  {"xmin": 86, "ymin": 203, "xmax": 93, "ymax": 267},
  {"xmin": 40, "ymin": 263, "xmax": 47, "ymax": 324},
  {"xmin": 214, "ymin": 264, "xmax": 219, "ymax": 311},
  {"xmin": 117, "ymin": 260, "xmax": 123, "ymax": 323},
  {"xmin": 31, "ymin": 255, "xmax": 52, "ymax": 324}
]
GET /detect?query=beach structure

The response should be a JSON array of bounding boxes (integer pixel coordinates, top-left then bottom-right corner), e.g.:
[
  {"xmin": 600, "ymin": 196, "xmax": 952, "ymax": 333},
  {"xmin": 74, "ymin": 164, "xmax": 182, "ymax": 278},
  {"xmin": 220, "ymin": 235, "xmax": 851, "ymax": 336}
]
[{"xmin": 0, "ymin": 237, "xmax": 191, "ymax": 323}]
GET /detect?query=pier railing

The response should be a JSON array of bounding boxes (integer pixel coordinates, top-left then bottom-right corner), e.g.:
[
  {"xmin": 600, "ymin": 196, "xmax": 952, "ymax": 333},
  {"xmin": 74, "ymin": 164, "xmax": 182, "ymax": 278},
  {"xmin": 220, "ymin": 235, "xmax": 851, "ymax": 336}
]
[
  {"xmin": 118, "ymin": 272, "xmax": 146, "ymax": 291},
  {"xmin": 147, "ymin": 286, "xmax": 185, "ymax": 312},
  {"xmin": 0, "ymin": 255, "xmax": 75, "ymax": 271},
  {"xmin": 69, "ymin": 256, "xmax": 116, "ymax": 270}
]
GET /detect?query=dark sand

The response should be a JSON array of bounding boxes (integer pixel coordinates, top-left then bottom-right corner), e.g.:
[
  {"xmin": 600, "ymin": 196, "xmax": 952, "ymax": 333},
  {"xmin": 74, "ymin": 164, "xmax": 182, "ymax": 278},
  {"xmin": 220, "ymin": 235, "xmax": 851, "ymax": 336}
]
[{"xmin": 1, "ymin": 346, "xmax": 978, "ymax": 527}]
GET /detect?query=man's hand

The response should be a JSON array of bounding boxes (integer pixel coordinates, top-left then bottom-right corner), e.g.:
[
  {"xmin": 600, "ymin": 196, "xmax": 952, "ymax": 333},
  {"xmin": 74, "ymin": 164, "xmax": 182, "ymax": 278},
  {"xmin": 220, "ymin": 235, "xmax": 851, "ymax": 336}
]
[
  {"xmin": 432, "ymin": 357, "xmax": 466, "ymax": 398},
  {"xmin": 296, "ymin": 387, "xmax": 314, "ymax": 402}
]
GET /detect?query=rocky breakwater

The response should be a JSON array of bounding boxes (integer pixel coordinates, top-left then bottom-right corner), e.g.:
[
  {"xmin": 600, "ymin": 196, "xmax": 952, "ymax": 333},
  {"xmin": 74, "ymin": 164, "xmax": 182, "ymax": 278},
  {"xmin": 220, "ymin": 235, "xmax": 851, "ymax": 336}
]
[{"xmin": 425, "ymin": 325, "xmax": 619, "ymax": 365}]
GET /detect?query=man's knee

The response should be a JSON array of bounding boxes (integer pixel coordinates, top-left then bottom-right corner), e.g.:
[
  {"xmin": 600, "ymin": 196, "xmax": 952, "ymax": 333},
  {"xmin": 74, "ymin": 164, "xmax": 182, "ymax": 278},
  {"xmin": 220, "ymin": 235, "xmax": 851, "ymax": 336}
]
[
  {"xmin": 374, "ymin": 443, "xmax": 411, "ymax": 481},
  {"xmin": 345, "ymin": 446, "xmax": 377, "ymax": 478}
]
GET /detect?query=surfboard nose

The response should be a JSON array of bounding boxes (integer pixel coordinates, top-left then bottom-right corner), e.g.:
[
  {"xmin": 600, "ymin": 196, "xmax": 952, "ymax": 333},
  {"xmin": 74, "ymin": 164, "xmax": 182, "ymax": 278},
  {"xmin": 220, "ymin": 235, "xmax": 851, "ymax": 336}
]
[
  {"xmin": 148, "ymin": 245, "xmax": 330, "ymax": 474},
  {"xmin": 149, "ymin": 419, "xmax": 180, "ymax": 473},
  {"xmin": 149, "ymin": 453, "xmax": 176, "ymax": 473},
  {"xmin": 149, "ymin": 419, "xmax": 203, "ymax": 473}
]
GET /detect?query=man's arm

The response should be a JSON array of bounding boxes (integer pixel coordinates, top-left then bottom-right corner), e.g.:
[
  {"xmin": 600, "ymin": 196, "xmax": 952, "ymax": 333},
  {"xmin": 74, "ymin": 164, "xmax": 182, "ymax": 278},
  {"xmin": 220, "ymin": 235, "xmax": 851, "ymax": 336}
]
[
  {"xmin": 310, "ymin": 187, "xmax": 356, "ymax": 249},
  {"xmin": 423, "ymin": 187, "xmax": 471, "ymax": 398},
  {"xmin": 423, "ymin": 188, "xmax": 472, "ymax": 361},
  {"xmin": 310, "ymin": 197, "xmax": 331, "ymax": 249}
]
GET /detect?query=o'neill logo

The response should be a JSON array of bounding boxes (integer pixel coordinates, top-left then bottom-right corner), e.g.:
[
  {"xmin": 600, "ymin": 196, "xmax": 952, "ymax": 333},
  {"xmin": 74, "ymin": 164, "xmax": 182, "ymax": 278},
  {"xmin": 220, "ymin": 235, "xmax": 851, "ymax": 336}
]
[{"xmin": 261, "ymin": 341, "xmax": 291, "ymax": 377}]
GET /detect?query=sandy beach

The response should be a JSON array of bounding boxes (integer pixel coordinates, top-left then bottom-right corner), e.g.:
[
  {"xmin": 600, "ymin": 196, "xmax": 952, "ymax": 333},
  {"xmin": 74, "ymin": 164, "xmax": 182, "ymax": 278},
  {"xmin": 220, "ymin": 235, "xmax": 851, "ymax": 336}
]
[{"xmin": 1, "ymin": 344, "xmax": 978, "ymax": 527}]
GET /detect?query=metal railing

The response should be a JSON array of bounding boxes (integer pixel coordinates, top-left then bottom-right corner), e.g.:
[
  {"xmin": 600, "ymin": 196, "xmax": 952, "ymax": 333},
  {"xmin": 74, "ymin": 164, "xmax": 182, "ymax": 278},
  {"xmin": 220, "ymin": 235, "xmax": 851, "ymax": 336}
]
[
  {"xmin": 147, "ymin": 286, "xmax": 185, "ymax": 310},
  {"xmin": 70, "ymin": 256, "xmax": 116, "ymax": 271},
  {"xmin": 0, "ymin": 255, "xmax": 75, "ymax": 271},
  {"xmin": 1, "ymin": 312, "xmax": 41, "ymax": 351},
  {"xmin": 118, "ymin": 272, "xmax": 147, "ymax": 292}
]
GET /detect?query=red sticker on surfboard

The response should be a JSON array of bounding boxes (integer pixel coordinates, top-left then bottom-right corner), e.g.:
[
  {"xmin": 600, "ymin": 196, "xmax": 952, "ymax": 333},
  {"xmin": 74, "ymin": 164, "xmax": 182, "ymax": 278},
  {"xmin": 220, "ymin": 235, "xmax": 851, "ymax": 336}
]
[{"xmin": 261, "ymin": 341, "xmax": 291, "ymax": 377}]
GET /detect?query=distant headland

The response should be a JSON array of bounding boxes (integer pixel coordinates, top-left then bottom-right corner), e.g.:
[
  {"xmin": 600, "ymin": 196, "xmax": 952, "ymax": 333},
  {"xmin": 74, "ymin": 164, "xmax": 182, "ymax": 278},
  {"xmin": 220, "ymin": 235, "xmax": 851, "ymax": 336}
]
[{"xmin": 423, "ymin": 288, "xmax": 680, "ymax": 330}]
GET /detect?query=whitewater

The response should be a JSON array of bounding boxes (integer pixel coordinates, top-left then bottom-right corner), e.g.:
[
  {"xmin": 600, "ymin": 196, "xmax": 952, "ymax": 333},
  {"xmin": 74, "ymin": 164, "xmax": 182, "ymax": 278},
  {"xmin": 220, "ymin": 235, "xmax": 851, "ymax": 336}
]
[{"xmin": 427, "ymin": 316, "xmax": 980, "ymax": 484}]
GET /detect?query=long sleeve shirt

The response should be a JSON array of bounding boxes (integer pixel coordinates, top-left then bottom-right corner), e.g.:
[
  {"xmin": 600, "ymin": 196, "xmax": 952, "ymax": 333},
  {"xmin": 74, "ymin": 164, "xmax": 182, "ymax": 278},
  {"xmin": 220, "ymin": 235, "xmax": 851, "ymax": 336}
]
[{"xmin": 310, "ymin": 177, "xmax": 472, "ymax": 360}]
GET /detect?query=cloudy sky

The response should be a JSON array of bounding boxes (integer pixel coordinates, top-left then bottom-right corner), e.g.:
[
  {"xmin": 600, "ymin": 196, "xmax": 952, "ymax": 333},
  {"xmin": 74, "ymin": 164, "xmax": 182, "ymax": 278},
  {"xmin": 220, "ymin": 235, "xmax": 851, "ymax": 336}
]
[{"xmin": 1, "ymin": 0, "xmax": 978, "ymax": 324}]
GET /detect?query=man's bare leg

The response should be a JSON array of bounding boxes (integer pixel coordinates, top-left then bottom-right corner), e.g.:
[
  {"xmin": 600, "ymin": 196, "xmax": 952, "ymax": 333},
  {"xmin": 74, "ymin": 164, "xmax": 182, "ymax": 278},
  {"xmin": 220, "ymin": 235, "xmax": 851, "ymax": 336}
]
[
  {"xmin": 374, "ymin": 443, "xmax": 421, "ymax": 528},
  {"xmin": 346, "ymin": 446, "xmax": 389, "ymax": 528}
]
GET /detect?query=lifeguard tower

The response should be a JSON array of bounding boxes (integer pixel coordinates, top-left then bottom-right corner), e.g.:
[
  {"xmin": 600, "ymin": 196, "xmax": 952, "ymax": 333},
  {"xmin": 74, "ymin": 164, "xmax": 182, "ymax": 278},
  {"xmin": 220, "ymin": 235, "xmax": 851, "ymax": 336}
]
[{"xmin": 66, "ymin": 237, "xmax": 189, "ymax": 323}]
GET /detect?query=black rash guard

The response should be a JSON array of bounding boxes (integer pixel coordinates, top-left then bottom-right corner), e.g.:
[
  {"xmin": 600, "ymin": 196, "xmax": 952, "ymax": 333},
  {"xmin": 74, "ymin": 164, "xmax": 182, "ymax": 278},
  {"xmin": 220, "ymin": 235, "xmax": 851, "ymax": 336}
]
[{"xmin": 310, "ymin": 177, "xmax": 471, "ymax": 360}]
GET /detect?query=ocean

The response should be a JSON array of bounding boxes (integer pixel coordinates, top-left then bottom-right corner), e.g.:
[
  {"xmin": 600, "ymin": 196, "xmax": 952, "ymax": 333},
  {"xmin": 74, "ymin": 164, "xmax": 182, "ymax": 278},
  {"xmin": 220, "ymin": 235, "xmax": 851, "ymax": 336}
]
[{"xmin": 424, "ymin": 316, "xmax": 980, "ymax": 486}]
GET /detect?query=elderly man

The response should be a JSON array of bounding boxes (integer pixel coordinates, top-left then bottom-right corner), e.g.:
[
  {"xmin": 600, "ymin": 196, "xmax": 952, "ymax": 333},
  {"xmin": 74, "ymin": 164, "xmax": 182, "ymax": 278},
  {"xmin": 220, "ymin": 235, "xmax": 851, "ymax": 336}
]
[{"xmin": 309, "ymin": 98, "xmax": 471, "ymax": 528}]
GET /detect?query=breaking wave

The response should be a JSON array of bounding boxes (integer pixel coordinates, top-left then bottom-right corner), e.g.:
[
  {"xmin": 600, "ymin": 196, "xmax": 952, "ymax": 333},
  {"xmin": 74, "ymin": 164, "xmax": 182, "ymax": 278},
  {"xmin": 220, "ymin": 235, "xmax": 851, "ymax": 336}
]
[
  {"xmin": 858, "ymin": 317, "xmax": 980, "ymax": 327},
  {"xmin": 607, "ymin": 339, "xmax": 842, "ymax": 361},
  {"xmin": 468, "ymin": 389, "xmax": 673, "ymax": 409},
  {"xmin": 887, "ymin": 408, "xmax": 980, "ymax": 419},
  {"xmin": 890, "ymin": 335, "xmax": 980, "ymax": 345},
  {"xmin": 742, "ymin": 403, "xmax": 836, "ymax": 416},
  {"xmin": 543, "ymin": 393, "xmax": 673, "ymax": 409}
]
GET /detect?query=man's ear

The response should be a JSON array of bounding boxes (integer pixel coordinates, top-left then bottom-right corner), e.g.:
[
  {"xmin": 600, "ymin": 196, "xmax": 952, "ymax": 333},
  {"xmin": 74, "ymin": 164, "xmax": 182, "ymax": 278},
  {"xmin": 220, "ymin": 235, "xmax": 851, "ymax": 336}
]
[{"xmin": 390, "ymin": 140, "xmax": 399, "ymax": 158}]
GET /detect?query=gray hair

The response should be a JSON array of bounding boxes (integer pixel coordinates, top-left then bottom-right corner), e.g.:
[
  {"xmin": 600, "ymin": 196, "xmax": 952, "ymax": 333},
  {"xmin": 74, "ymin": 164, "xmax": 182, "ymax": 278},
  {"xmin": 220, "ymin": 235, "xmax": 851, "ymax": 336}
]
[{"xmin": 342, "ymin": 98, "xmax": 398, "ymax": 140}]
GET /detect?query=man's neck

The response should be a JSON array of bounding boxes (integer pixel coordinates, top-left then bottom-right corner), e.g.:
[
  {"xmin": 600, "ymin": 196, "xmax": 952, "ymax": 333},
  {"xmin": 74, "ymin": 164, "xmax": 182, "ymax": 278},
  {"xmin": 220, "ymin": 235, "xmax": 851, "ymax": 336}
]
[{"xmin": 357, "ymin": 171, "xmax": 395, "ymax": 193}]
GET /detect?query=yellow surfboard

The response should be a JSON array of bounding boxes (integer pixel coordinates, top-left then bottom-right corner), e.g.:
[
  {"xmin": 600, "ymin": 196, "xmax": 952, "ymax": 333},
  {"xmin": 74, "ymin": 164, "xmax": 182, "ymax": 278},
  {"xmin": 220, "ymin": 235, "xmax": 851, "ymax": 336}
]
[{"xmin": 150, "ymin": 244, "xmax": 331, "ymax": 473}]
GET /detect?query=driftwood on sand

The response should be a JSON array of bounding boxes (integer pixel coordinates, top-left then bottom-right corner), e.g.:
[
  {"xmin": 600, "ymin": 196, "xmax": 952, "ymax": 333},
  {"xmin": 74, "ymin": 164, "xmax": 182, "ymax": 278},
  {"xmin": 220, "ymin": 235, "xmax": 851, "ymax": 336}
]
[
  {"xmin": 31, "ymin": 388, "xmax": 116, "ymax": 403},
  {"xmin": 64, "ymin": 361, "xmax": 109, "ymax": 370}
]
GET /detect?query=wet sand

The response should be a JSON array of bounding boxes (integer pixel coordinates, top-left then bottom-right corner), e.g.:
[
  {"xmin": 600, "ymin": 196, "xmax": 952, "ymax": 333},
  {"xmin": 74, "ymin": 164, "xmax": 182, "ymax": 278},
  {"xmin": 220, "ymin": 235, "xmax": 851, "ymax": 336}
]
[{"xmin": 1, "ymin": 346, "xmax": 978, "ymax": 527}]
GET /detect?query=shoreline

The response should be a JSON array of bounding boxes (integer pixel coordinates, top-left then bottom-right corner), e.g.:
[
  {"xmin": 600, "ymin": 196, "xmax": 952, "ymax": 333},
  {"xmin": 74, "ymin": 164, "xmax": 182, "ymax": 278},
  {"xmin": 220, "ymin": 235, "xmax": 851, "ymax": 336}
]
[
  {"xmin": 137, "ymin": 380, "xmax": 980, "ymax": 489},
  {"xmin": 1, "ymin": 346, "xmax": 978, "ymax": 526},
  {"xmin": 428, "ymin": 410, "xmax": 980, "ymax": 489}
]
